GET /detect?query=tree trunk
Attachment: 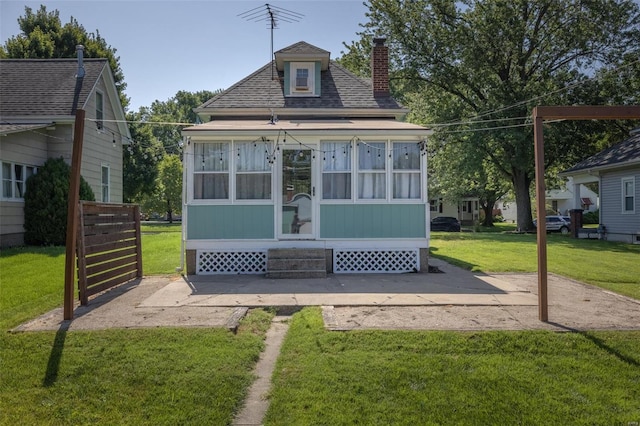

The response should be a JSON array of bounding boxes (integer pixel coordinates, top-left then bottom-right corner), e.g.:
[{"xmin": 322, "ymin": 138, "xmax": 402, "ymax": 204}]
[
  {"xmin": 512, "ymin": 169, "xmax": 534, "ymax": 231},
  {"xmin": 480, "ymin": 202, "xmax": 494, "ymax": 227},
  {"xmin": 166, "ymin": 198, "xmax": 173, "ymax": 224}
]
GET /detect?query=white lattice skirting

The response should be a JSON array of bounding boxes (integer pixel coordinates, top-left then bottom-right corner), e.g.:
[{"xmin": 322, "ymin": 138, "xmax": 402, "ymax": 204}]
[
  {"xmin": 197, "ymin": 250, "xmax": 267, "ymax": 274},
  {"xmin": 334, "ymin": 249, "xmax": 419, "ymax": 273}
]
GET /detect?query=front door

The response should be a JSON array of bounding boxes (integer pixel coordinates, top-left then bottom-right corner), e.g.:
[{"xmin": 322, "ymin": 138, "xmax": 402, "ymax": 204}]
[{"xmin": 280, "ymin": 148, "xmax": 314, "ymax": 238}]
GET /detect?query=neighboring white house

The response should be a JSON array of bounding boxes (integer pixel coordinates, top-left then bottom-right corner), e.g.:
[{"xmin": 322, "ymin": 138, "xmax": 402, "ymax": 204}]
[
  {"xmin": 497, "ymin": 179, "xmax": 599, "ymax": 224},
  {"xmin": 429, "ymin": 196, "xmax": 480, "ymax": 225},
  {"xmin": 181, "ymin": 40, "xmax": 431, "ymax": 276},
  {"xmin": 560, "ymin": 129, "xmax": 640, "ymax": 244},
  {"xmin": 0, "ymin": 47, "xmax": 130, "ymax": 247}
]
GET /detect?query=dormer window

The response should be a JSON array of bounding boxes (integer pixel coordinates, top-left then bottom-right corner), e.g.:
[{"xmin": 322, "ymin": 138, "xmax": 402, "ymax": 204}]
[
  {"xmin": 289, "ymin": 62, "xmax": 316, "ymax": 96},
  {"xmin": 296, "ymin": 68, "xmax": 309, "ymax": 89}
]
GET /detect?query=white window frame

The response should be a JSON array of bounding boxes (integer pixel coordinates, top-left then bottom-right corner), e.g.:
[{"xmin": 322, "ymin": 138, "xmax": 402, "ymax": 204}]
[
  {"xmin": 357, "ymin": 141, "xmax": 387, "ymax": 201},
  {"xmin": 2, "ymin": 161, "xmax": 36, "ymax": 200},
  {"xmin": 320, "ymin": 140, "xmax": 353, "ymax": 201},
  {"xmin": 391, "ymin": 142, "xmax": 421, "ymax": 200},
  {"xmin": 234, "ymin": 141, "xmax": 273, "ymax": 201},
  {"xmin": 193, "ymin": 142, "xmax": 230, "ymax": 200},
  {"xmin": 289, "ymin": 62, "xmax": 315, "ymax": 96},
  {"xmin": 622, "ymin": 177, "xmax": 635, "ymax": 214},
  {"xmin": 96, "ymin": 91, "xmax": 104, "ymax": 130},
  {"xmin": 101, "ymin": 164, "xmax": 110, "ymax": 202}
]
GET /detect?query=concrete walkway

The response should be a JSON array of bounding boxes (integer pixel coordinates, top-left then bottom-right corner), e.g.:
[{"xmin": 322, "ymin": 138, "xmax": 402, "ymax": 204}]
[{"xmin": 14, "ymin": 258, "xmax": 640, "ymax": 332}]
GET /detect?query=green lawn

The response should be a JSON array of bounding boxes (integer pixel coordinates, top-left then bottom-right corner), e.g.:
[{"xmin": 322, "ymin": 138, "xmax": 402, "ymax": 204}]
[
  {"xmin": 430, "ymin": 227, "xmax": 640, "ymax": 300},
  {"xmin": 1, "ymin": 223, "xmax": 272, "ymax": 425},
  {"xmin": 265, "ymin": 308, "xmax": 640, "ymax": 425},
  {"xmin": 2, "ymin": 222, "xmax": 640, "ymax": 424}
]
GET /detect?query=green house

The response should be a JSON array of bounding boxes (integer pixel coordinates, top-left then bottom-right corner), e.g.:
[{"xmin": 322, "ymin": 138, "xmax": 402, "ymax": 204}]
[{"xmin": 182, "ymin": 40, "xmax": 431, "ymax": 276}]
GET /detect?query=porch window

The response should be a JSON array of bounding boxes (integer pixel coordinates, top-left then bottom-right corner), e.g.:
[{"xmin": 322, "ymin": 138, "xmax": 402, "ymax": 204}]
[
  {"xmin": 358, "ymin": 142, "xmax": 386, "ymax": 199},
  {"xmin": 622, "ymin": 177, "xmax": 635, "ymax": 213},
  {"xmin": 235, "ymin": 142, "xmax": 271, "ymax": 200},
  {"xmin": 322, "ymin": 141, "xmax": 351, "ymax": 199},
  {"xmin": 392, "ymin": 143, "xmax": 420, "ymax": 199},
  {"xmin": 194, "ymin": 142, "xmax": 229, "ymax": 199}
]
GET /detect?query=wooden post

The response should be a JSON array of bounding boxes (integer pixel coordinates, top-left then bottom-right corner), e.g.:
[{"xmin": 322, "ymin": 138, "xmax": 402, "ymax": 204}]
[
  {"xmin": 64, "ymin": 109, "xmax": 85, "ymax": 320},
  {"xmin": 532, "ymin": 110, "xmax": 548, "ymax": 321}
]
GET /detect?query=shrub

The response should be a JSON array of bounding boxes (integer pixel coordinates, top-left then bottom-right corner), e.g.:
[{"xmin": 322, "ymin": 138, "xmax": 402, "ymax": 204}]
[
  {"xmin": 24, "ymin": 157, "xmax": 95, "ymax": 246},
  {"xmin": 583, "ymin": 209, "xmax": 599, "ymax": 224}
]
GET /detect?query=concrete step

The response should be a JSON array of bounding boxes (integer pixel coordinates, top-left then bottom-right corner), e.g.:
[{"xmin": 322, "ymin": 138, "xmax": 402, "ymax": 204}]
[
  {"xmin": 267, "ymin": 248, "xmax": 325, "ymax": 260},
  {"xmin": 265, "ymin": 270, "xmax": 327, "ymax": 279},
  {"xmin": 267, "ymin": 258, "xmax": 326, "ymax": 271}
]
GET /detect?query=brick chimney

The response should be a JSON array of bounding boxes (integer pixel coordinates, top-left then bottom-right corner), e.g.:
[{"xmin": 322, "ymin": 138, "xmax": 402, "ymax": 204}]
[{"xmin": 371, "ymin": 37, "xmax": 389, "ymax": 97}]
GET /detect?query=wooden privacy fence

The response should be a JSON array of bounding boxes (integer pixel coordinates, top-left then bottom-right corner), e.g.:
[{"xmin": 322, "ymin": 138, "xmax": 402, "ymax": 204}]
[{"xmin": 76, "ymin": 201, "xmax": 143, "ymax": 305}]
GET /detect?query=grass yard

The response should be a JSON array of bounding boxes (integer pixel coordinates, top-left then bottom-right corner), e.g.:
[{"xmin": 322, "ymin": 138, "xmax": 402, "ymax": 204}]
[
  {"xmin": 430, "ymin": 227, "xmax": 640, "ymax": 300},
  {"xmin": 1, "ymin": 222, "xmax": 272, "ymax": 425},
  {"xmin": 265, "ymin": 308, "xmax": 640, "ymax": 425}
]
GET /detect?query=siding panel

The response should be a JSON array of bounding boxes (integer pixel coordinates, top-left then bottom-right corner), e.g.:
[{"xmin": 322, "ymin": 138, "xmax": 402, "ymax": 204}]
[
  {"xmin": 600, "ymin": 170, "xmax": 640, "ymax": 243},
  {"xmin": 320, "ymin": 204, "xmax": 426, "ymax": 238},
  {"xmin": 187, "ymin": 205, "xmax": 274, "ymax": 239}
]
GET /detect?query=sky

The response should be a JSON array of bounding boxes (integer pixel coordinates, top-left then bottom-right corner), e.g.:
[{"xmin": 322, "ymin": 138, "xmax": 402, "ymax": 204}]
[{"xmin": 0, "ymin": 0, "xmax": 369, "ymax": 111}]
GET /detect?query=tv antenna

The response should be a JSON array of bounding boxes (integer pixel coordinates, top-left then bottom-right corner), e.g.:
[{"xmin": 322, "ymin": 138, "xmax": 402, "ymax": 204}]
[{"xmin": 239, "ymin": 3, "xmax": 304, "ymax": 79}]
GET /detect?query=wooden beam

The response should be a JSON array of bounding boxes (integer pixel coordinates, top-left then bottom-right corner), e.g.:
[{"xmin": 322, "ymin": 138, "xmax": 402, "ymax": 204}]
[
  {"xmin": 64, "ymin": 109, "xmax": 85, "ymax": 320},
  {"xmin": 533, "ymin": 105, "xmax": 640, "ymax": 120},
  {"xmin": 532, "ymin": 105, "xmax": 640, "ymax": 322}
]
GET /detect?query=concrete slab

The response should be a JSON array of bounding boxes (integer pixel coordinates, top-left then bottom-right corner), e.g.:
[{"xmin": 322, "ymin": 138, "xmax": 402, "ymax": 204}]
[{"xmin": 13, "ymin": 259, "xmax": 640, "ymax": 332}]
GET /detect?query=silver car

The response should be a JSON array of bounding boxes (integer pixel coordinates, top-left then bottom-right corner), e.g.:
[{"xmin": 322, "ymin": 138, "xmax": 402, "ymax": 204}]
[{"xmin": 534, "ymin": 215, "xmax": 571, "ymax": 234}]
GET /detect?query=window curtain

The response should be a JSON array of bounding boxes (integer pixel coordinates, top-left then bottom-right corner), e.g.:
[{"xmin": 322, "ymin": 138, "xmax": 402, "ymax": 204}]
[
  {"xmin": 322, "ymin": 142, "xmax": 351, "ymax": 199},
  {"xmin": 194, "ymin": 142, "xmax": 229, "ymax": 199},
  {"xmin": 392, "ymin": 143, "xmax": 421, "ymax": 199},
  {"xmin": 358, "ymin": 142, "xmax": 386, "ymax": 199},
  {"xmin": 236, "ymin": 142, "xmax": 271, "ymax": 200}
]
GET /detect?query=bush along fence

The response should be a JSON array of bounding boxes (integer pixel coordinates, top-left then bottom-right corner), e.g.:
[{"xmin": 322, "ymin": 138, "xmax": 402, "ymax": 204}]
[{"xmin": 76, "ymin": 201, "xmax": 143, "ymax": 305}]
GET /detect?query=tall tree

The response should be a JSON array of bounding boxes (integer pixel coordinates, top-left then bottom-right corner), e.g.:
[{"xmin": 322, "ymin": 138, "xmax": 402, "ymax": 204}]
[
  {"xmin": 340, "ymin": 0, "xmax": 640, "ymax": 230},
  {"xmin": 123, "ymin": 112, "xmax": 163, "ymax": 203},
  {"xmin": 141, "ymin": 155, "xmax": 183, "ymax": 223},
  {"xmin": 1, "ymin": 5, "xmax": 128, "ymax": 109}
]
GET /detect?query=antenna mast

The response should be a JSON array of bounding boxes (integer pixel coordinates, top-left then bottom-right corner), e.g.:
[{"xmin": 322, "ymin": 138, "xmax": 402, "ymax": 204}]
[{"xmin": 239, "ymin": 3, "xmax": 303, "ymax": 80}]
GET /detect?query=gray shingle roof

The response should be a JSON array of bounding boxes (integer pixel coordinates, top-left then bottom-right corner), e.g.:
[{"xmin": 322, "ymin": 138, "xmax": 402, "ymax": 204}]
[
  {"xmin": 198, "ymin": 41, "xmax": 405, "ymax": 117},
  {"xmin": 563, "ymin": 131, "xmax": 640, "ymax": 173},
  {"xmin": 0, "ymin": 58, "xmax": 107, "ymax": 118}
]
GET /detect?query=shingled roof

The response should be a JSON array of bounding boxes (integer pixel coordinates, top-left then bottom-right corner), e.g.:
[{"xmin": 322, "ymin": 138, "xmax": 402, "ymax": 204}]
[
  {"xmin": 563, "ymin": 130, "xmax": 640, "ymax": 174},
  {"xmin": 196, "ymin": 41, "xmax": 406, "ymax": 119},
  {"xmin": 0, "ymin": 58, "xmax": 108, "ymax": 118}
]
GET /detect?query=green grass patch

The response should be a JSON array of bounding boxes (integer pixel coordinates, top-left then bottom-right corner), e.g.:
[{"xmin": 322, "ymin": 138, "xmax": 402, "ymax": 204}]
[
  {"xmin": 265, "ymin": 308, "xmax": 640, "ymax": 425},
  {"xmin": 0, "ymin": 309, "xmax": 273, "ymax": 425},
  {"xmin": 430, "ymin": 231, "xmax": 640, "ymax": 300}
]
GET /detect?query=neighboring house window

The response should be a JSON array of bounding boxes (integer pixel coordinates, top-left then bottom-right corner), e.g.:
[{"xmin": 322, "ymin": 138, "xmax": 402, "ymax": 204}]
[
  {"xmin": 290, "ymin": 62, "xmax": 314, "ymax": 95},
  {"xmin": 194, "ymin": 142, "xmax": 229, "ymax": 199},
  {"xmin": 96, "ymin": 91, "xmax": 104, "ymax": 129},
  {"xmin": 2, "ymin": 162, "xmax": 36, "ymax": 200},
  {"xmin": 235, "ymin": 142, "xmax": 271, "ymax": 200},
  {"xmin": 622, "ymin": 177, "xmax": 635, "ymax": 213},
  {"xmin": 429, "ymin": 199, "xmax": 438, "ymax": 212},
  {"xmin": 322, "ymin": 141, "xmax": 351, "ymax": 200},
  {"xmin": 101, "ymin": 165, "xmax": 110, "ymax": 202},
  {"xmin": 392, "ymin": 142, "xmax": 420, "ymax": 199},
  {"xmin": 358, "ymin": 142, "xmax": 386, "ymax": 199},
  {"xmin": 552, "ymin": 200, "xmax": 558, "ymax": 213}
]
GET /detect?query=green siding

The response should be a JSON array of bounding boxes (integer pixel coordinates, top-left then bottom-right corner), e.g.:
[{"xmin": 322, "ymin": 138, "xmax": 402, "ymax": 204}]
[
  {"xmin": 187, "ymin": 205, "xmax": 274, "ymax": 239},
  {"xmin": 315, "ymin": 61, "xmax": 321, "ymax": 94},
  {"xmin": 320, "ymin": 204, "xmax": 426, "ymax": 238},
  {"xmin": 283, "ymin": 63, "xmax": 290, "ymax": 94}
]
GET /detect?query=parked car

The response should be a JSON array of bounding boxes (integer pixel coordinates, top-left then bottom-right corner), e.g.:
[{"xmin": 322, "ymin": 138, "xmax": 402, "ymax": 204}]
[
  {"xmin": 533, "ymin": 215, "xmax": 571, "ymax": 234},
  {"xmin": 430, "ymin": 216, "xmax": 461, "ymax": 232}
]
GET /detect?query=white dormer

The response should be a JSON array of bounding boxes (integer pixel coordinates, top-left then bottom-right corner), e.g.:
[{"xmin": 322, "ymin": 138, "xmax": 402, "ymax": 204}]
[{"xmin": 274, "ymin": 41, "xmax": 330, "ymax": 98}]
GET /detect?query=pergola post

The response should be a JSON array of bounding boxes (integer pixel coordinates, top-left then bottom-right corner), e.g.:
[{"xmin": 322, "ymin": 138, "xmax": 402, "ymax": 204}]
[{"xmin": 532, "ymin": 105, "xmax": 640, "ymax": 322}]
